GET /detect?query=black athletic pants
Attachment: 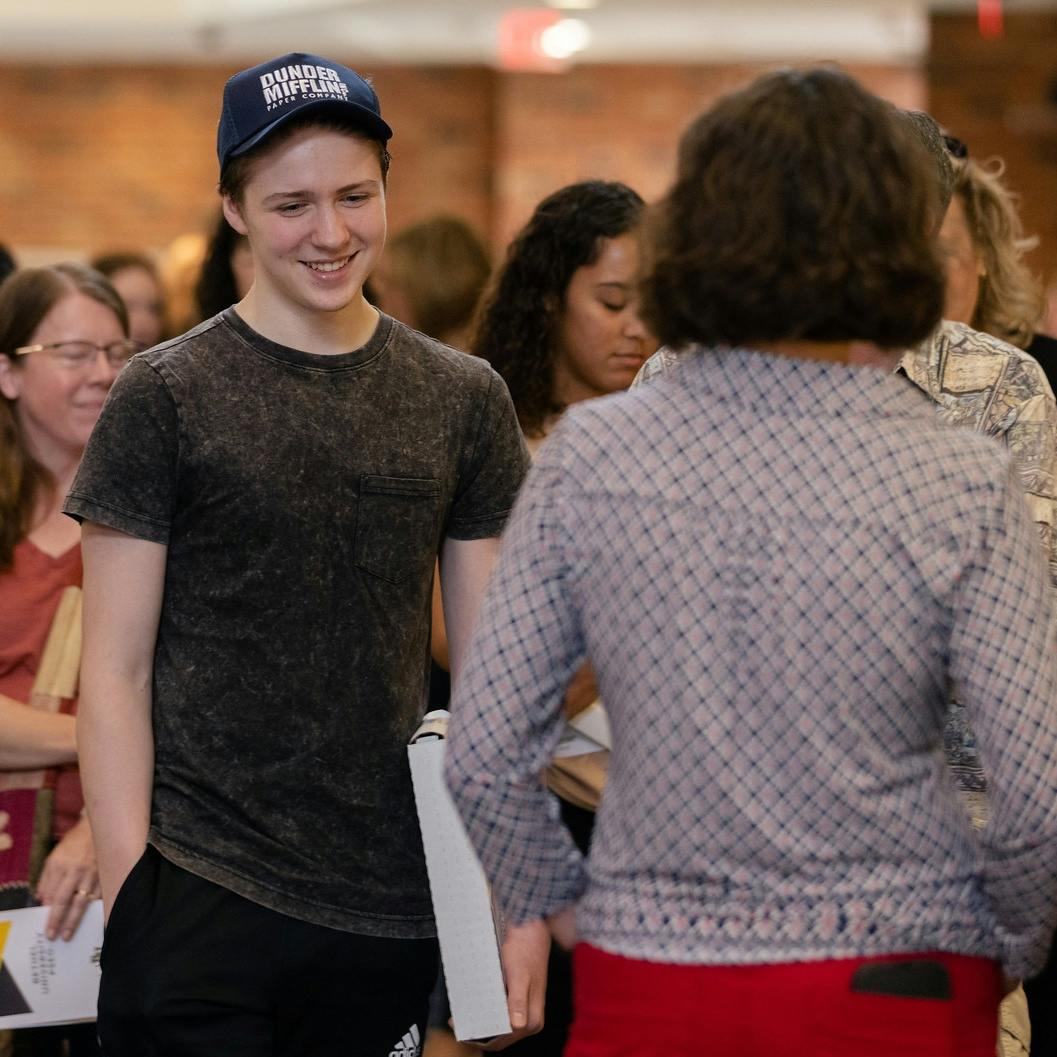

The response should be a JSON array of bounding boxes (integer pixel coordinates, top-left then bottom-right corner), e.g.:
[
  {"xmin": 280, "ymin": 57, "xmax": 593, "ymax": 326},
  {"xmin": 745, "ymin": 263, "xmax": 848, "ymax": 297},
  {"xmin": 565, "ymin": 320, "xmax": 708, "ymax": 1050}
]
[{"xmin": 98, "ymin": 846, "xmax": 438, "ymax": 1057}]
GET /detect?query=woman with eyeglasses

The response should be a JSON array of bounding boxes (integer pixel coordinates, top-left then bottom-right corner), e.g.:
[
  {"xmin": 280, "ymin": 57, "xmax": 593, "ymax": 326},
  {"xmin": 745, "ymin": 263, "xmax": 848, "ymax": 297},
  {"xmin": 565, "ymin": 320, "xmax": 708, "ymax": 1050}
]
[{"xmin": 0, "ymin": 264, "xmax": 135, "ymax": 1057}]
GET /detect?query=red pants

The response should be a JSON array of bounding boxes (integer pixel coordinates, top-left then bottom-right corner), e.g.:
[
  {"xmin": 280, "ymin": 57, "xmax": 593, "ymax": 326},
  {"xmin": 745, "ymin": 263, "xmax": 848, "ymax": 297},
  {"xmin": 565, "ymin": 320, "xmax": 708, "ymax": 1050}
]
[{"xmin": 564, "ymin": 944, "xmax": 1001, "ymax": 1057}]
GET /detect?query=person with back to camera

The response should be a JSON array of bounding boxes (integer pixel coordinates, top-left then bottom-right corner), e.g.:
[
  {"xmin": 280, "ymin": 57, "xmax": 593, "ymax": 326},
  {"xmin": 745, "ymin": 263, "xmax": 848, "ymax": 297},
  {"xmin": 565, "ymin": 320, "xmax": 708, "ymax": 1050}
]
[
  {"xmin": 445, "ymin": 68, "xmax": 1057, "ymax": 1057},
  {"xmin": 0, "ymin": 263, "xmax": 138, "ymax": 1057},
  {"xmin": 637, "ymin": 109, "xmax": 1057, "ymax": 1057},
  {"xmin": 67, "ymin": 52, "xmax": 541, "ymax": 1057},
  {"xmin": 470, "ymin": 179, "xmax": 658, "ymax": 1056}
]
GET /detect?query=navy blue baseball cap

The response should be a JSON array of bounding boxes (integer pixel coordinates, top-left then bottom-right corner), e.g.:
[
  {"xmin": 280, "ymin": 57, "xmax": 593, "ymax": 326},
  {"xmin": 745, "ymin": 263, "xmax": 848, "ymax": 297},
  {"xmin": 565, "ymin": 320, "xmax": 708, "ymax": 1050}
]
[{"xmin": 217, "ymin": 52, "xmax": 393, "ymax": 170}]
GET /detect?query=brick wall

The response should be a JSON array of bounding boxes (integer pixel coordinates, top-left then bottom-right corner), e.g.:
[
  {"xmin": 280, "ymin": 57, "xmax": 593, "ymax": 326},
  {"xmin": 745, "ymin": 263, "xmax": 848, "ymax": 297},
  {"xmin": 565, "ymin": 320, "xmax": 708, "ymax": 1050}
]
[
  {"xmin": 929, "ymin": 12, "xmax": 1057, "ymax": 285},
  {"xmin": 0, "ymin": 63, "xmax": 498, "ymax": 260},
  {"xmin": 493, "ymin": 63, "xmax": 924, "ymax": 249},
  {"xmin": 0, "ymin": 59, "xmax": 923, "ymax": 265}
]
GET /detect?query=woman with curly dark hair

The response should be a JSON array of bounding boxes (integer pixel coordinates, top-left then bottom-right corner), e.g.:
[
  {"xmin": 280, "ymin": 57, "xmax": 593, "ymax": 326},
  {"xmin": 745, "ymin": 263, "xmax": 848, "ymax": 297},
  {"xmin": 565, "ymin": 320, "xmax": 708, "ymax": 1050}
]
[
  {"xmin": 472, "ymin": 180, "xmax": 656, "ymax": 450},
  {"xmin": 447, "ymin": 68, "xmax": 1057, "ymax": 1057},
  {"xmin": 465, "ymin": 181, "xmax": 656, "ymax": 1057}
]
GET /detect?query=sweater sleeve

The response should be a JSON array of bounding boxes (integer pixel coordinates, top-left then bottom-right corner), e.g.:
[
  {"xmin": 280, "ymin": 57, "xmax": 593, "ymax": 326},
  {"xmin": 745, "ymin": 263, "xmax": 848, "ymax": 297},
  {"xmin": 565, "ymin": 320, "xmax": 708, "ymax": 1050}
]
[{"xmin": 445, "ymin": 422, "xmax": 588, "ymax": 923}]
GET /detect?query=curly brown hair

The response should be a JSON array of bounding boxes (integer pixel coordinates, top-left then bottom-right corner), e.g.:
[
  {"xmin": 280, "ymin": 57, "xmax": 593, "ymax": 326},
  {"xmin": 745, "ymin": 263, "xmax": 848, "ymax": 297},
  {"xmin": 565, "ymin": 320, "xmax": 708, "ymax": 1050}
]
[
  {"xmin": 954, "ymin": 156, "xmax": 1045, "ymax": 349},
  {"xmin": 471, "ymin": 180, "xmax": 645, "ymax": 437},
  {"xmin": 640, "ymin": 68, "xmax": 945, "ymax": 351}
]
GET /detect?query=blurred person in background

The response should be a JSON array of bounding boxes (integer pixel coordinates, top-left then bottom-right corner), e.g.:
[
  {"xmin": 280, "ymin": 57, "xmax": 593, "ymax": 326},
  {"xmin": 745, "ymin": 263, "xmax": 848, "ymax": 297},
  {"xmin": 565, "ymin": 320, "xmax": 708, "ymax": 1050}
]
[
  {"xmin": 367, "ymin": 211, "xmax": 492, "ymax": 721},
  {"xmin": 90, "ymin": 251, "xmax": 167, "ymax": 349},
  {"xmin": 467, "ymin": 179, "xmax": 657, "ymax": 1057},
  {"xmin": 446, "ymin": 68, "xmax": 1057, "ymax": 1057},
  {"xmin": 158, "ymin": 230, "xmax": 208, "ymax": 336},
  {"xmin": 0, "ymin": 264, "xmax": 136, "ymax": 1057},
  {"xmin": 367, "ymin": 213, "xmax": 494, "ymax": 1057},
  {"xmin": 938, "ymin": 143, "xmax": 1057, "ymax": 387},
  {"xmin": 936, "ymin": 139, "xmax": 1057, "ymax": 1057},
  {"xmin": 193, "ymin": 209, "xmax": 254, "ymax": 323},
  {"xmin": 894, "ymin": 108, "xmax": 1057, "ymax": 852},
  {"xmin": 0, "ymin": 245, "xmax": 16, "ymax": 284},
  {"xmin": 370, "ymin": 215, "xmax": 491, "ymax": 351}
]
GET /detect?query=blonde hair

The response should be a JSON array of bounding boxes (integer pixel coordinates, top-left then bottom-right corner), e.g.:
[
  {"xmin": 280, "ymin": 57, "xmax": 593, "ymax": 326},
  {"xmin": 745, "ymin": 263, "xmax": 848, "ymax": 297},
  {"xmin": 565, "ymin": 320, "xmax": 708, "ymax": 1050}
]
[{"xmin": 957, "ymin": 156, "xmax": 1045, "ymax": 349}]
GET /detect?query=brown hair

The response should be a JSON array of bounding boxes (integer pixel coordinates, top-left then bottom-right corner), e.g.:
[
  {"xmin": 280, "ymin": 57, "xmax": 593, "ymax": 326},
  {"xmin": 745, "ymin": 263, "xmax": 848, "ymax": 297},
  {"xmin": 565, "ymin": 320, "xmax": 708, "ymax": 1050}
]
[
  {"xmin": 954, "ymin": 156, "xmax": 1045, "ymax": 349},
  {"xmin": 90, "ymin": 250, "xmax": 161, "ymax": 285},
  {"xmin": 219, "ymin": 114, "xmax": 391, "ymax": 204},
  {"xmin": 898, "ymin": 109, "xmax": 955, "ymax": 223},
  {"xmin": 0, "ymin": 264, "xmax": 127, "ymax": 569},
  {"xmin": 382, "ymin": 216, "xmax": 491, "ymax": 343},
  {"xmin": 640, "ymin": 68, "xmax": 945, "ymax": 351}
]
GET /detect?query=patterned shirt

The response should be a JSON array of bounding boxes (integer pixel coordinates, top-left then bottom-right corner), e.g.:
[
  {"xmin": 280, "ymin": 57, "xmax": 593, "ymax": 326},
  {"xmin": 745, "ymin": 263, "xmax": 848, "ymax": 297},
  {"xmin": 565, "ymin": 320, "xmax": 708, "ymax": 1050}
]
[
  {"xmin": 900, "ymin": 320, "xmax": 1057, "ymax": 585},
  {"xmin": 446, "ymin": 348, "xmax": 1057, "ymax": 979},
  {"xmin": 635, "ymin": 324, "xmax": 1057, "ymax": 796},
  {"xmin": 902, "ymin": 322, "xmax": 1057, "ymax": 798}
]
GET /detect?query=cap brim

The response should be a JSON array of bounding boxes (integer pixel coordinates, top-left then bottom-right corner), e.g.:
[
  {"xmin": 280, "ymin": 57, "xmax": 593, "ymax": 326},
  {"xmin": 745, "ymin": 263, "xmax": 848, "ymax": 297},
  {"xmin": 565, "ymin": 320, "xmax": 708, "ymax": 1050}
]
[{"xmin": 227, "ymin": 97, "xmax": 393, "ymax": 162}]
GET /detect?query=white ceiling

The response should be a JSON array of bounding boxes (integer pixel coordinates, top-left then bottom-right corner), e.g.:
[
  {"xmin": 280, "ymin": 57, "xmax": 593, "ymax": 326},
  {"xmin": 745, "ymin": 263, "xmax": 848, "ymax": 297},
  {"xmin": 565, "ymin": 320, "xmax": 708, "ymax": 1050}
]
[{"xmin": 2, "ymin": 0, "xmax": 1054, "ymax": 65}]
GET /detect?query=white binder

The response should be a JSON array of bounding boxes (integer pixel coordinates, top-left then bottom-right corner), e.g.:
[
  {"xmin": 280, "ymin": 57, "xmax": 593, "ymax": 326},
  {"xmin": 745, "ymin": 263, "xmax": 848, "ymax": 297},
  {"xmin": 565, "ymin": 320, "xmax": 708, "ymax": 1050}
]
[{"xmin": 408, "ymin": 711, "xmax": 511, "ymax": 1043}]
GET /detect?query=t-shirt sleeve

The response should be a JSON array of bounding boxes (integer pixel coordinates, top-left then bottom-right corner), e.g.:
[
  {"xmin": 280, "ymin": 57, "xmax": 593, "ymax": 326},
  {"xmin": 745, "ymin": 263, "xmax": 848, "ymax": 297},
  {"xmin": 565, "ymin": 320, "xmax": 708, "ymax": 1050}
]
[
  {"xmin": 63, "ymin": 358, "xmax": 179, "ymax": 544},
  {"xmin": 446, "ymin": 369, "xmax": 529, "ymax": 540}
]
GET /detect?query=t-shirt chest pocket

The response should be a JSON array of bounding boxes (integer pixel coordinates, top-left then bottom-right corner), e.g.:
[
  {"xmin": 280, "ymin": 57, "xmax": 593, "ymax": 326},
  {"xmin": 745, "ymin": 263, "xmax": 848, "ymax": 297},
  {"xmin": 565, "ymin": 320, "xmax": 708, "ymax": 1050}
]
[{"xmin": 354, "ymin": 475, "xmax": 441, "ymax": 585}]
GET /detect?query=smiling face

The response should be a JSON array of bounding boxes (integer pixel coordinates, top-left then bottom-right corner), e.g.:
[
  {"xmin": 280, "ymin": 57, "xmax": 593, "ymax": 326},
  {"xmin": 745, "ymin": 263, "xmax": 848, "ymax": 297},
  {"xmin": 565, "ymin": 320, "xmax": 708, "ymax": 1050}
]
[
  {"xmin": 222, "ymin": 126, "xmax": 387, "ymax": 329},
  {"xmin": 0, "ymin": 291, "xmax": 124, "ymax": 463},
  {"xmin": 552, "ymin": 233, "xmax": 657, "ymax": 406}
]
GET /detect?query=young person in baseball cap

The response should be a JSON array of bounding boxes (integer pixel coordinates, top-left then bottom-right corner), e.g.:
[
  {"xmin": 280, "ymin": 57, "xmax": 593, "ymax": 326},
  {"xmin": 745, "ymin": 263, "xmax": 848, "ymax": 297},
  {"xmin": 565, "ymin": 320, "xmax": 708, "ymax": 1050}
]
[{"xmin": 67, "ymin": 53, "xmax": 541, "ymax": 1055}]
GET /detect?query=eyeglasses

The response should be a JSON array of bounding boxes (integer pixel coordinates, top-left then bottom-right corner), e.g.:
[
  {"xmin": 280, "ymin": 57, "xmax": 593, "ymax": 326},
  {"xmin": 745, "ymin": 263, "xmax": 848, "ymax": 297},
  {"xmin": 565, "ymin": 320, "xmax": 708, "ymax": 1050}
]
[{"xmin": 13, "ymin": 339, "xmax": 144, "ymax": 369}]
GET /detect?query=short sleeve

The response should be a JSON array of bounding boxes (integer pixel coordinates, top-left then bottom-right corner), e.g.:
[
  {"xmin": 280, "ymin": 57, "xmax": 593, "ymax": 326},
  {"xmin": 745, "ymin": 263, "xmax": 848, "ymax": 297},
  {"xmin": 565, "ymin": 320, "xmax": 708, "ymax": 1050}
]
[
  {"xmin": 446, "ymin": 370, "xmax": 529, "ymax": 540},
  {"xmin": 63, "ymin": 358, "xmax": 179, "ymax": 544}
]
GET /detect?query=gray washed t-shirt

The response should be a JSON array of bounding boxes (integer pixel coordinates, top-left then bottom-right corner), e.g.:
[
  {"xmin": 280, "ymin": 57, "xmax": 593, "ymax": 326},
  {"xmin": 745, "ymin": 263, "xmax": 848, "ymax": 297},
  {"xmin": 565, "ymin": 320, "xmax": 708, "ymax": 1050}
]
[{"xmin": 65, "ymin": 309, "xmax": 528, "ymax": 937}]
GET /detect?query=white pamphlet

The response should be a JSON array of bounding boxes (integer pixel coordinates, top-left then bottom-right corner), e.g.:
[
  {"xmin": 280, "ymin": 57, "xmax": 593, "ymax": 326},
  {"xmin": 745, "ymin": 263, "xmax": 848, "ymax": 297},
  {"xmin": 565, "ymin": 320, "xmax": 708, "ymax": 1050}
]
[
  {"xmin": 408, "ymin": 711, "xmax": 512, "ymax": 1043},
  {"xmin": 553, "ymin": 700, "xmax": 612, "ymax": 758},
  {"xmin": 0, "ymin": 901, "xmax": 102, "ymax": 1028}
]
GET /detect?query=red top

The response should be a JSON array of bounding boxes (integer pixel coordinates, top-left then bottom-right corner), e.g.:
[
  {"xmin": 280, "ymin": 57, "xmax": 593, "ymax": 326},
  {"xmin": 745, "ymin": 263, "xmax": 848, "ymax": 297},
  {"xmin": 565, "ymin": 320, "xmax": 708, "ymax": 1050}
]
[{"xmin": 0, "ymin": 537, "xmax": 83, "ymax": 838}]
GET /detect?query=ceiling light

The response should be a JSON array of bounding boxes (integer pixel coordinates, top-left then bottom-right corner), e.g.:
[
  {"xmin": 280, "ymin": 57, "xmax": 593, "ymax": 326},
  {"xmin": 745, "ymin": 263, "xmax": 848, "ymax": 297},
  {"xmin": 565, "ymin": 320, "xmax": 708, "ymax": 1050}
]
[
  {"xmin": 545, "ymin": 0, "xmax": 600, "ymax": 9},
  {"xmin": 538, "ymin": 18, "xmax": 592, "ymax": 60}
]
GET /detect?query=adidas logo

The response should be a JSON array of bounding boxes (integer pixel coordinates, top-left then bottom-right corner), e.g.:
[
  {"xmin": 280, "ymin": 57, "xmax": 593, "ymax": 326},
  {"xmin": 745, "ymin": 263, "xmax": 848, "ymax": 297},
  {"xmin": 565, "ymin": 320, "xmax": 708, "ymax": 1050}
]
[{"xmin": 388, "ymin": 1023, "xmax": 421, "ymax": 1057}]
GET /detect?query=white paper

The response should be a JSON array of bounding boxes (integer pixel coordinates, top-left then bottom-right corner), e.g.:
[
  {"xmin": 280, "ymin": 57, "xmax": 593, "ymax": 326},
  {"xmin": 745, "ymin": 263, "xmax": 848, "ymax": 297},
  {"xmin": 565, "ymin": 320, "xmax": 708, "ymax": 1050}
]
[
  {"xmin": 0, "ymin": 902, "xmax": 102, "ymax": 1028},
  {"xmin": 569, "ymin": 701, "xmax": 612, "ymax": 751},
  {"xmin": 553, "ymin": 700, "xmax": 612, "ymax": 758},
  {"xmin": 408, "ymin": 714, "xmax": 511, "ymax": 1043}
]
